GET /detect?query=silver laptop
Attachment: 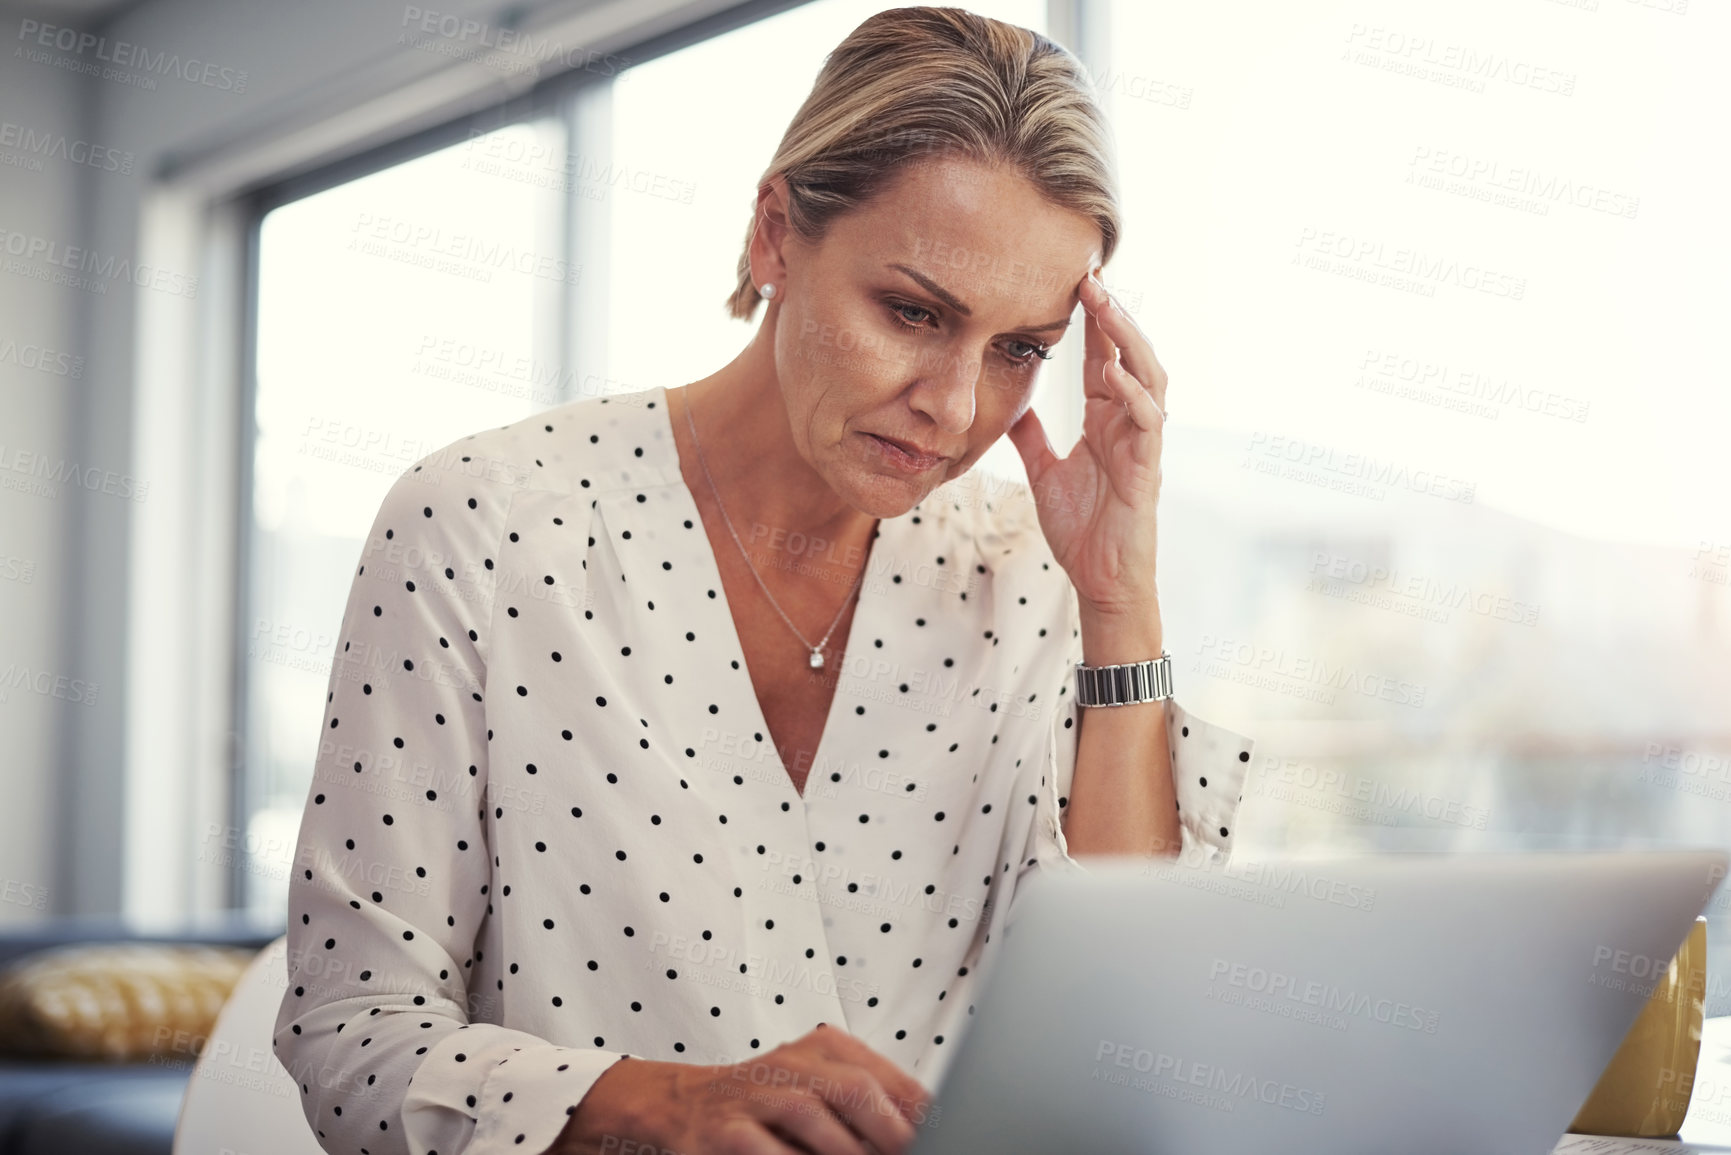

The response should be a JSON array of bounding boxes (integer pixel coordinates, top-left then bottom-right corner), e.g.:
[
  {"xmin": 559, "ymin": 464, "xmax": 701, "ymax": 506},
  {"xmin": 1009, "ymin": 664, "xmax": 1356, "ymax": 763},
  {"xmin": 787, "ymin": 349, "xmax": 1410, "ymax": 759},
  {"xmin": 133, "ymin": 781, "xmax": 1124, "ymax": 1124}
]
[{"xmin": 912, "ymin": 849, "xmax": 1727, "ymax": 1155}]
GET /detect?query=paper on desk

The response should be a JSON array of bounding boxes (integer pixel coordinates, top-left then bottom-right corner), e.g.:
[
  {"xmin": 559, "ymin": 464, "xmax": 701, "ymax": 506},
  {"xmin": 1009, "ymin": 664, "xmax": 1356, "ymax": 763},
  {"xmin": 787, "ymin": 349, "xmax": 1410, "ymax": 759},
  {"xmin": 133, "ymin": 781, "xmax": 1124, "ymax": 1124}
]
[{"xmin": 1553, "ymin": 1135, "xmax": 1731, "ymax": 1154}]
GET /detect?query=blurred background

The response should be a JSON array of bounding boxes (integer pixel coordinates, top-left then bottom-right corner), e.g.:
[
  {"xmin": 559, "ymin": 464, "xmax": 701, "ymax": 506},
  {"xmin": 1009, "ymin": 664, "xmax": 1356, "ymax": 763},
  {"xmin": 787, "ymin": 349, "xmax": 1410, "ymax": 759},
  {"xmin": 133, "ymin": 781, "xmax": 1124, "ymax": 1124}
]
[{"xmin": 1, "ymin": 0, "xmax": 1727, "ymax": 1028}]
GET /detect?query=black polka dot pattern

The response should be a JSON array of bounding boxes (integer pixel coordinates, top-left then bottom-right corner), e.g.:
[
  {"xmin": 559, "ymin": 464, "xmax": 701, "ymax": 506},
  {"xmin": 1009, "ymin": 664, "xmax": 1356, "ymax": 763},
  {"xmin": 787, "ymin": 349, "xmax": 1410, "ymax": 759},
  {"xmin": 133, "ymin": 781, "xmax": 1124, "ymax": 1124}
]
[{"xmin": 274, "ymin": 386, "xmax": 1254, "ymax": 1149}]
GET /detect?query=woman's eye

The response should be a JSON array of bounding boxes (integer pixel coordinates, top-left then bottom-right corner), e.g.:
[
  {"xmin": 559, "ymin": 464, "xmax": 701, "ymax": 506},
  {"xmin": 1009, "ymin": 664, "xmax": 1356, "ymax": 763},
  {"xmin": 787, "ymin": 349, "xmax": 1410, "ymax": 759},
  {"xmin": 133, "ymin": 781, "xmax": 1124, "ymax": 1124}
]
[
  {"xmin": 1004, "ymin": 340, "xmax": 1053, "ymax": 364},
  {"xmin": 887, "ymin": 302, "xmax": 1049, "ymax": 365}
]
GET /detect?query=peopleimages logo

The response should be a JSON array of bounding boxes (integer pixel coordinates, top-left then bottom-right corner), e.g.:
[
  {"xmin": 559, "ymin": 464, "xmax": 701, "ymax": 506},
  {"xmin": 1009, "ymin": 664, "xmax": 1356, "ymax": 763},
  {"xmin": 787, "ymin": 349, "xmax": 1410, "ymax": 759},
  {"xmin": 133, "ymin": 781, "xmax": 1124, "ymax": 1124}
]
[
  {"xmin": 1218, "ymin": 857, "xmax": 1378, "ymax": 911},
  {"xmin": 0, "ymin": 337, "xmax": 83, "ymax": 378},
  {"xmin": 1092, "ymin": 1039, "xmax": 1327, "ymax": 1115},
  {"xmin": 1293, "ymin": 226, "xmax": 1525, "ymax": 302},
  {"xmin": 1192, "ymin": 632, "xmax": 1427, "ymax": 709},
  {"xmin": 1355, "ymin": 348, "xmax": 1590, "ymax": 425},
  {"xmin": 1206, "ymin": 958, "xmax": 1441, "ymax": 1034},
  {"xmin": 0, "ymin": 121, "xmax": 134, "ymax": 175},
  {"xmin": 0, "ymin": 439, "xmax": 154, "ymax": 498},
  {"xmin": 1591, "ymin": 945, "xmax": 1677, "ymax": 983},
  {"xmin": 1, "ymin": 227, "xmax": 199, "ymax": 298},
  {"xmin": 0, "ymin": 663, "xmax": 99, "ymax": 707},
  {"xmin": 1307, "ymin": 550, "xmax": 1540, "ymax": 629},
  {"xmin": 1407, "ymin": 146, "xmax": 1639, "ymax": 220},
  {"xmin": 397, "ymin": 6, "xmax": 629, "ymax": 78},
  {"xmin": 0, "ymin": 878, "xmax": 48, "ymax": 911},
  {"xmin": 1341, "ymin": 23, "xmax": 1576, "ymax": 97},
  {"xmin": 1143, "ymin": 847, "xmax": 1378, "ymax": 913},
  {"xmin": 1255, "ymin": 756, "xmax": 1491, "ymax": 831},
  {"xmin": 1243, "ymin": 430, "xmax": 1476, "ymax": 506},
  {"xmin": 347, "ymin": 212, "xmax": 581, "ymax": 286},
  {"xmin": 15, "ymin": 19, "xmax": 249, "ymax": 92}
]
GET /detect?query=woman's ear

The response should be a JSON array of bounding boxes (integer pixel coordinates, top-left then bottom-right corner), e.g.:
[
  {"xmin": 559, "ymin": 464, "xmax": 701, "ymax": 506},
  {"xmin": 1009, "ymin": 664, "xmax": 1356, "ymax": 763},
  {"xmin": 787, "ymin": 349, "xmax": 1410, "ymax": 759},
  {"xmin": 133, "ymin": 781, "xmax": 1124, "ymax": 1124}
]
[{"xmin": 749, "ymin": 174, "xmax": 794, "ymax": 290}]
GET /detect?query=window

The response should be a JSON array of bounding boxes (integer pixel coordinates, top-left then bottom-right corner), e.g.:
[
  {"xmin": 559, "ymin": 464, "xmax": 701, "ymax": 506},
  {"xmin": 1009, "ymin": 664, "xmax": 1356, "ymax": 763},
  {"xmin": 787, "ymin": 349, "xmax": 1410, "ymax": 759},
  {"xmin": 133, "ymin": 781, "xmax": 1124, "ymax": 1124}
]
[
  {"xmin": 1098, "ymin": 0, "xmax": 1731, "ymax": 992},
  {"xmin": 242, "ymin": 120, "xmax": 565, "ymax": 914}
]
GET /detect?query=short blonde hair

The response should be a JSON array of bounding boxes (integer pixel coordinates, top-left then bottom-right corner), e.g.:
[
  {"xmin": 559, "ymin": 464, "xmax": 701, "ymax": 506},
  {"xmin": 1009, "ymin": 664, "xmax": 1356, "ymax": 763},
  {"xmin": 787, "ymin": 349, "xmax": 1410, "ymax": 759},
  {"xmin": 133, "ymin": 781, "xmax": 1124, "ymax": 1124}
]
[{"xmin": 725, "ymin": 5, "xmax": 1119, "ymax": 320}]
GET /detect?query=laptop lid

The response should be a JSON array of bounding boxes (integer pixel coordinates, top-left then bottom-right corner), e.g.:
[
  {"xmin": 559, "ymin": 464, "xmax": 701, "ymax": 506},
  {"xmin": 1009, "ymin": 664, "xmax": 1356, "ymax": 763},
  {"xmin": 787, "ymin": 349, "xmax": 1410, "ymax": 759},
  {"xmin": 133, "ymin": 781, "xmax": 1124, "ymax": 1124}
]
[{"xmin": 912, "ymin": 850, "xmax": 1726, "ymax": 1155}]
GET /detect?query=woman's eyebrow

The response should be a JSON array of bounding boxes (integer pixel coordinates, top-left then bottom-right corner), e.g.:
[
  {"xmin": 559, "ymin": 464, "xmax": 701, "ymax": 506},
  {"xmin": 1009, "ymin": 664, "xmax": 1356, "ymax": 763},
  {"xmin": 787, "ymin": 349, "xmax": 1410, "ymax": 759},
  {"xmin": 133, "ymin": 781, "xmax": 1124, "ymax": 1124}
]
[
  {"xmin": 886, "ymin": 262, "xmax": 1073, "ymax": 333},
  {"xmin": 888, "ymin": 263, "xmax": 972, "ymax": 315}
]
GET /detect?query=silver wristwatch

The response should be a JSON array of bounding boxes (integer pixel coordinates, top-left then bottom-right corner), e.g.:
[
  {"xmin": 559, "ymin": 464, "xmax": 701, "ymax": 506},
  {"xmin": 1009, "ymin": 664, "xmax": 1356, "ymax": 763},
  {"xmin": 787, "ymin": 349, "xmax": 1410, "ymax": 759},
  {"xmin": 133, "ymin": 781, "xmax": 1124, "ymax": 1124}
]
[{"xmin": 1074, "ymin": 653, "xmax": 1173, "ymax": 707}]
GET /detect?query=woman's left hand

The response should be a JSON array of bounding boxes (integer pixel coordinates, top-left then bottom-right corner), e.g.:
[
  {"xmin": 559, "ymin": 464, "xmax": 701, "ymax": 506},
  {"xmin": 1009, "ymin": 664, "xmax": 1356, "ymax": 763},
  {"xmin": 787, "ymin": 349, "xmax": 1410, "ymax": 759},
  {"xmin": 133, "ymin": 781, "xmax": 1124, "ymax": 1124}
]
[{"xmin": 1006, "ymin": 270, "xmax": 1168, "ymax": 620}]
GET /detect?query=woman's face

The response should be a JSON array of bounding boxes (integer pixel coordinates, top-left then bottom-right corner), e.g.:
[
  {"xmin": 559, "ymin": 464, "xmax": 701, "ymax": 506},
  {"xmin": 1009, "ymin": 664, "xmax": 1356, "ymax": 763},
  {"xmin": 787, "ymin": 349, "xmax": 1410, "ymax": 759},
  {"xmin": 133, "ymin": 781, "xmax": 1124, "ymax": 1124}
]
[{"xmin": 759, "ymin": 155, "xmax": 1104, "ymax": 518}]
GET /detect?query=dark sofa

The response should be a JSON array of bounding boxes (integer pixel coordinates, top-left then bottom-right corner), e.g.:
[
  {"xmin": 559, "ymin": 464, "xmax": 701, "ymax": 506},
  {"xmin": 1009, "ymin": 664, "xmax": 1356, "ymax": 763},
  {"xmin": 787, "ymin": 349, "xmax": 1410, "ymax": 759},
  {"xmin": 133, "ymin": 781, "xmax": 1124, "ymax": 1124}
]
[{"xmin": 0, "ymin": 914, "xmax": 283, "ymax": 1155}]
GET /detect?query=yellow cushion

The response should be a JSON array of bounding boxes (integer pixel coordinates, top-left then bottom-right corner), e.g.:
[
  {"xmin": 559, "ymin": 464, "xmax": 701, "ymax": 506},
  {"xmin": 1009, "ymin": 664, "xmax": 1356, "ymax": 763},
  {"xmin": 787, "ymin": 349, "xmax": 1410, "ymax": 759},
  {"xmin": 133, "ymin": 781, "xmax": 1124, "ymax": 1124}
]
[{"xmin": 0, "ymin": 943, "xmax": 255, "ymax": 1062}]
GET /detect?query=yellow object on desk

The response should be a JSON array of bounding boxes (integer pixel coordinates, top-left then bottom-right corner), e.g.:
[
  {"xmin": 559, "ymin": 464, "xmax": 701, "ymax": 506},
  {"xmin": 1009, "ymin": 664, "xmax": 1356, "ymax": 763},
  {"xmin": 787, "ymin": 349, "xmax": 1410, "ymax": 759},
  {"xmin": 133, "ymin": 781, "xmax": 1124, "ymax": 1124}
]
[{"xmin": 1569, "ymin": 917, "xmax": 1708, "ymax": 1138}]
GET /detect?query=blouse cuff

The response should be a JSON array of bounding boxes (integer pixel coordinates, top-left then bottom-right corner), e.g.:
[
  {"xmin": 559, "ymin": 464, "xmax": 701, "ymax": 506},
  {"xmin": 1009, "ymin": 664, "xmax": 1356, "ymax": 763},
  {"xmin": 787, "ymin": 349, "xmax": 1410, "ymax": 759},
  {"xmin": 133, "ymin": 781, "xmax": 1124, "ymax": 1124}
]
[
  {"xmin": 402, "ymin": 1024, "xmax": 625, "ymax": 1155},
  {"xmin": 1167, "ymin": 697, "xmax": 1255, "ymax": 864},
  {"xmin": 1031, "ymin": 697, "xmax": 1255, "ymax": 874}
]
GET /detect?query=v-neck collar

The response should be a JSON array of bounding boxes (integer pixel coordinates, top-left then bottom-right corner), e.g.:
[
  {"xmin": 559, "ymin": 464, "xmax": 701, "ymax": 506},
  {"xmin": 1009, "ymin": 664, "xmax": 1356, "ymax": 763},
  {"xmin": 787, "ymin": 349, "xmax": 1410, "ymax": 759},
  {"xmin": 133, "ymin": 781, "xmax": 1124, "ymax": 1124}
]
[{"xmin": 639, "ymin": 384, "xmax": 899, "ymax": 801}]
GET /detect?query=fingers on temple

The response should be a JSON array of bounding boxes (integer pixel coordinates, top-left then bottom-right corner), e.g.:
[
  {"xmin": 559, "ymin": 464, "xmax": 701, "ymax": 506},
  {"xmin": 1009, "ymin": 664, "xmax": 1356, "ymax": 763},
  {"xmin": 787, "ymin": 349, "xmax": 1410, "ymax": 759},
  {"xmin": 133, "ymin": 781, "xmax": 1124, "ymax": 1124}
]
[
  {"xmin": 1089, "ymin": 288, "xmax": 1165, "ymax": 398},
  {"xmin": 1082, "ymin": 297, "xmax": 1119, "ymax": 401}
]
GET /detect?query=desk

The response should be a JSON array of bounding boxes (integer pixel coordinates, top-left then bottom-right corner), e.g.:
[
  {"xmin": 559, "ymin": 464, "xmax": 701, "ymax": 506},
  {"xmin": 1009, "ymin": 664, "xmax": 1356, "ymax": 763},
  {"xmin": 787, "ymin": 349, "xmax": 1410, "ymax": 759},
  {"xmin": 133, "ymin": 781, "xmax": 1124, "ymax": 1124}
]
[{"xmin": 1551, "ymin": 1016, "xmax": 1731, "ymax": 1153}]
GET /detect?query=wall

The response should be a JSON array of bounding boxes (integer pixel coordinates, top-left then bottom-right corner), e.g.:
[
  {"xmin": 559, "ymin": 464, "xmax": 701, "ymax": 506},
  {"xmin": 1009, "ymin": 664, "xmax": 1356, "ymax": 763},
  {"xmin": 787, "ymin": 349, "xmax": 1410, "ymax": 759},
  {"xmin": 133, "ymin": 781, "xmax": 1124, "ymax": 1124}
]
[{"xmin": 0, "ymin": 14, "xmax": 85, "ymax": 925}]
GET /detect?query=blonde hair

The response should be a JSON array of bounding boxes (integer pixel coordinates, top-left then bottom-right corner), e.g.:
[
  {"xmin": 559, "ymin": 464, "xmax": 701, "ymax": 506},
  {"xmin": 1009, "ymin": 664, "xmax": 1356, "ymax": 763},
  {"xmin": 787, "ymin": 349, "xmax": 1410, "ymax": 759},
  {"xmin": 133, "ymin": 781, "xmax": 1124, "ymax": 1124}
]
[{"xmin": 725, "ymin": 5, "xmax": 1119, "ymax": 320}]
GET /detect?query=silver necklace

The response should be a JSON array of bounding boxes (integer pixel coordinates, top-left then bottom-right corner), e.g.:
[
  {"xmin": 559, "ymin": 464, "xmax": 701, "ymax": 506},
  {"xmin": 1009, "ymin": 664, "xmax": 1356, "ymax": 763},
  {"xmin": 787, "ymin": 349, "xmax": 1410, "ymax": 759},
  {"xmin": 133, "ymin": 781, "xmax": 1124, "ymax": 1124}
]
[{"xmin": 683, "ymin": 391, "xmax": 863, "ymax": 669}]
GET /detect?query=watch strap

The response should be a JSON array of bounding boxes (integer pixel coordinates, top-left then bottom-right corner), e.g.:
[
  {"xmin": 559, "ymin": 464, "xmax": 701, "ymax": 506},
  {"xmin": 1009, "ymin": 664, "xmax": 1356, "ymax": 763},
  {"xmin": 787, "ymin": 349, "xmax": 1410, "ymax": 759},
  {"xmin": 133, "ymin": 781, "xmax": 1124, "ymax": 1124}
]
[{"xmin": 1074, "ymin": 653, "xmax": 1174, "ymax": 707}]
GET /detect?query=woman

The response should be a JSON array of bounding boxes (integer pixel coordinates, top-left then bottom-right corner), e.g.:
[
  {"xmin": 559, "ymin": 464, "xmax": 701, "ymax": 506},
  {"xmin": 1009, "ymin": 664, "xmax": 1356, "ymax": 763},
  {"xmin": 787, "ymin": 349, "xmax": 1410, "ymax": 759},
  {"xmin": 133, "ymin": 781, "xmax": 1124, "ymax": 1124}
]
[{"xmin": 274, "ymin": 8, "xmax": 1256, "ymax": 1155}]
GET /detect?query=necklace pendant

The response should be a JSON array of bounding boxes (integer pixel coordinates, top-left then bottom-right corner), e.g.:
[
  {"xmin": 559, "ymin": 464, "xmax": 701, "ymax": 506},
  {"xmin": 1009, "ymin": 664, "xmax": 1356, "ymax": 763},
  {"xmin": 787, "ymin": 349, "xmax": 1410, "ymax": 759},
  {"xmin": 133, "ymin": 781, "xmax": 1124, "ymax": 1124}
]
[{"xmin": 809, "ymin": 649, "xmax": 824, "ymax": 669}]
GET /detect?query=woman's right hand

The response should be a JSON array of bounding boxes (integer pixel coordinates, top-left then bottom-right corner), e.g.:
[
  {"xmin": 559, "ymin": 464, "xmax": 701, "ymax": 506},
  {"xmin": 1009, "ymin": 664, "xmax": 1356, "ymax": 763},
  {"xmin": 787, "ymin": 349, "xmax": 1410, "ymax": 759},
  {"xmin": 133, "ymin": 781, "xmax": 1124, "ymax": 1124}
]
[{"xmin": 548, "ymin": 1024, "xmax": 934, "ymax": 1154}]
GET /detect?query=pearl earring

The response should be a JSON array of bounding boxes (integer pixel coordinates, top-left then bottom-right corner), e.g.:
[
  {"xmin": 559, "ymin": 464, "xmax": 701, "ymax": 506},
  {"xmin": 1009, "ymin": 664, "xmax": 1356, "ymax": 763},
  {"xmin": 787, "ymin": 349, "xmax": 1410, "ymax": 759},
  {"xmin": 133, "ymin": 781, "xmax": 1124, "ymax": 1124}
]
[{"xmin": 760, "ymin": 283, "xmax": 777, "ymax": 300}]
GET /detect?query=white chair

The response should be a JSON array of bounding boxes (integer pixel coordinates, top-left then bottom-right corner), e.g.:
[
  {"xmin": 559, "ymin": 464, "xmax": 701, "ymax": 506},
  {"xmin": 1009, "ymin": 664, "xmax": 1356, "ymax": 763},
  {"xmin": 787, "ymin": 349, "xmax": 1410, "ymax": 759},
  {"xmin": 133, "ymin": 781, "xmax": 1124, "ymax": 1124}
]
[{"xmin": 172, "ymin": 934, "xmax": 325, "ymax": 1155}]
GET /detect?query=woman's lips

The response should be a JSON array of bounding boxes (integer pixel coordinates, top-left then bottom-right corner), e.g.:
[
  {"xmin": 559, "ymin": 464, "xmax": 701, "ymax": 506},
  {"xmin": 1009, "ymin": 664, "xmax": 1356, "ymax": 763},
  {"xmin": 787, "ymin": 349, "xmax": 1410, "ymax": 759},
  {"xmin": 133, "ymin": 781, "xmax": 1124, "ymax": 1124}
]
[{"xmin": 864, "ymin": 432, "xmax": 945, "ymax": 474}]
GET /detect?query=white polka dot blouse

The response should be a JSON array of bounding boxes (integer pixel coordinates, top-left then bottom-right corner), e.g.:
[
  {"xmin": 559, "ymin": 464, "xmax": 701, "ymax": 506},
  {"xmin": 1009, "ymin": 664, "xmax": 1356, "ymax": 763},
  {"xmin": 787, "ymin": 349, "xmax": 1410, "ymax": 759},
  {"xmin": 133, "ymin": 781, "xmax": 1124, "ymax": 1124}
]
[{"xmin": 273, "ymin": 385, "xmax": 1256, "ymax": 1155}]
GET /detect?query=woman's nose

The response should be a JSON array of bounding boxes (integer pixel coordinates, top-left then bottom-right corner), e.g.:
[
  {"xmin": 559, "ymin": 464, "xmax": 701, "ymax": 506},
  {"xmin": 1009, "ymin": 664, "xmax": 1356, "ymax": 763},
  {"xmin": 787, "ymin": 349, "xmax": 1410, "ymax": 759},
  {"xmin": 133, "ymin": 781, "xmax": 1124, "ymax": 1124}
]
[{"xmin": 911, "ymin": 347, "xmax": 981, "ymax": 435}]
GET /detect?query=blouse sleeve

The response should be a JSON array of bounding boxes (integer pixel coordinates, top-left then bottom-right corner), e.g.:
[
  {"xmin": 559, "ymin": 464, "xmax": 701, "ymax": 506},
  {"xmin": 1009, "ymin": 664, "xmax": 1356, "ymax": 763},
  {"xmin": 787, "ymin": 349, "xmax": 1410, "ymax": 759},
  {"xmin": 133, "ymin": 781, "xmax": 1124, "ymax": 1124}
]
[
  {"xmin": 1014, "ymin": 629, "xmax": 1257, "ymax": 902},
  {"xmin": 271, "ymin": 453, "xmax": 623, "ymax": 1155}
]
